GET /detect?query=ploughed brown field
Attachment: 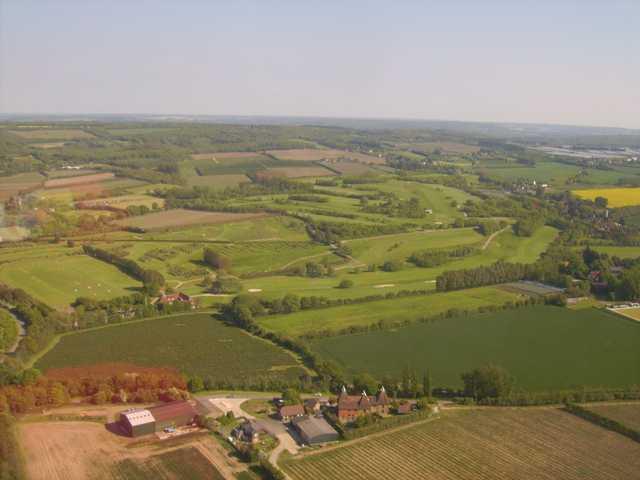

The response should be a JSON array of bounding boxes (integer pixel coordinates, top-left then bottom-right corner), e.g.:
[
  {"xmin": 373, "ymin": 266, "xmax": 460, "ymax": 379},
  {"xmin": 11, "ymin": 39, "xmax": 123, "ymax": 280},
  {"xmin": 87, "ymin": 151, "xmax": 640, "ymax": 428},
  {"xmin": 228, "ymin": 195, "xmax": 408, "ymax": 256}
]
[
  {"xmin": 43, "ymin": 172, "xmax": 115, "ymax": 188},
  {"xmin": 116, "ymin": 208, "xmax": 271, "ymax": 230},
  {"xmin": 267, "ymin": 148, "xmax": 384, "ymax": 164},
  {"xmin": 19, "ymin": 419, "xmax": 237, "ymax": 479}
]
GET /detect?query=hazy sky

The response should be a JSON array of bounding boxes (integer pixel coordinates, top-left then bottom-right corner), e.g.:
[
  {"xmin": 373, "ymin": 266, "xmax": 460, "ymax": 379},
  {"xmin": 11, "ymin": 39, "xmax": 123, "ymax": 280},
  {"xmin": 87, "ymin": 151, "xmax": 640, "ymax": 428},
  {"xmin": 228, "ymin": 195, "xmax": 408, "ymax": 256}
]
[{"xmin": 1, "ymin": 1, "xmax": 638, "ymax": 128}]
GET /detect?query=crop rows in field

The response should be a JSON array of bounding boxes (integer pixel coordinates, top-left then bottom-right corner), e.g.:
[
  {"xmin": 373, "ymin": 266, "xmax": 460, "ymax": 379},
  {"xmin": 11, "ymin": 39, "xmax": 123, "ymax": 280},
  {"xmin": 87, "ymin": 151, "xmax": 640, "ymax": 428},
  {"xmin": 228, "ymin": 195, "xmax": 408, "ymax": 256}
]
[
  {"xmin": 310, "ymin": 305, "xmax": 640, "ymax": 391},
  {"xmin": 35, "ymin": 313, "xmax": 307, "ymax": 383},
  {"xmin": 284, "ymin": 408, "xmax": 640, "ymax": 480}
]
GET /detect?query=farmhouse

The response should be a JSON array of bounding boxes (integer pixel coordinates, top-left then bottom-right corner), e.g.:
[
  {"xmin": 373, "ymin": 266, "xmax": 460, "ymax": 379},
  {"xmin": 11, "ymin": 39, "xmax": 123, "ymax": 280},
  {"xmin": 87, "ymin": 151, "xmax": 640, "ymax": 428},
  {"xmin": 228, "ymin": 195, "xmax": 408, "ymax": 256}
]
[
  {"xmin": 155, "ymin": 292, "xmax": 195, "ymax": 306},
  {"xmin": 292, "ymin": 415, "xmax": 339, "ymax": 445},
  {"xmin": 337, "ymin": 385, "xmax": 389, "ymax": 423},
  {"xmin": 278, "ymin": 404, "xmax": 305, "ymax": 422},
  {"xmin": 118, "ymin": 400, "xmax": 198, "ymax": 437}
]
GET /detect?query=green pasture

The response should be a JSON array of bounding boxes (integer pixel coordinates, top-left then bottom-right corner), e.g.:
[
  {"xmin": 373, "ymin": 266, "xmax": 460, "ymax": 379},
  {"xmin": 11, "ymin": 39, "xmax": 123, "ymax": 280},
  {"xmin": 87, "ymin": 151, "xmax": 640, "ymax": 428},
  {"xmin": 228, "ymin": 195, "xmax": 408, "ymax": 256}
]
[
  {"xmin": 310, "ymin": 306, "xmax": 640, "ymax": 391},
  {"xmin": 241, "ymin": 226, "xmax": 557, "ymax": 300},
  {"xmin": 346, "ymin": 227, "xmax": 483, "ymax": 264},
  {"xmin": 0, "ymin": 250, "xmax": 141, "ymax": 309},
  {"xmin": 257, "ymin": 286, "xmax": 520, "ymax": 337},
  {"xmin": 372, "ymin": 180, "xmax": 480, "ymax": 223},
  {"xmin": 146, "ymin": 216, "xmax": 310, "ymax": 242},
  {"xmin": 587, "ymin": 245, "xmax": 640, "ymax": 259},
  {"xmin": 35, "ymin": 313, "xmax": 306, "ymax": 383}
]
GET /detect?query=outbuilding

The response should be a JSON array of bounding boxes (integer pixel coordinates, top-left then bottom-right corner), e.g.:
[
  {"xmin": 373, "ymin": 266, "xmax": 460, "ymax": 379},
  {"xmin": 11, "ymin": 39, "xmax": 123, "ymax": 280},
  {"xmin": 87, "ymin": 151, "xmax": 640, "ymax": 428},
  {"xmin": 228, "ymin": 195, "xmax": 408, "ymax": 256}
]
[
  {"xmin": 292, "ymin": 415, "xmax": 339, "ymax": 445},
  {"xmin": 118, "ymin": 400, "xmax": 198, "ymax": 437}
]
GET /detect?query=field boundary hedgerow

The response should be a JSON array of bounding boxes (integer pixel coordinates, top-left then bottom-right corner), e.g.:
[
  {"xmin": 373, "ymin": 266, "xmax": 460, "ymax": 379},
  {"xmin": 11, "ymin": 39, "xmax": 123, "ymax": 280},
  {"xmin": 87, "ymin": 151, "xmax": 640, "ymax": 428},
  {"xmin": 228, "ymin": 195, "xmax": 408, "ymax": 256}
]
[{"xmin": 564, "ymin": 403, "xmax": 640, "ymax": 443}]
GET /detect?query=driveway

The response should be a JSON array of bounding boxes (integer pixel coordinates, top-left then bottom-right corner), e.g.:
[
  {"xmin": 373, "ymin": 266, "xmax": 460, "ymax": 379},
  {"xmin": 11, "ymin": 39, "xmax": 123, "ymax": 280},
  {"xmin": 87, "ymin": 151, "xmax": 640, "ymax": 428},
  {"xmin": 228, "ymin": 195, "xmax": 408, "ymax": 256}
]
[{"xmin": 197, "ymin": 395, "xmax": 255, "ymax": 419}]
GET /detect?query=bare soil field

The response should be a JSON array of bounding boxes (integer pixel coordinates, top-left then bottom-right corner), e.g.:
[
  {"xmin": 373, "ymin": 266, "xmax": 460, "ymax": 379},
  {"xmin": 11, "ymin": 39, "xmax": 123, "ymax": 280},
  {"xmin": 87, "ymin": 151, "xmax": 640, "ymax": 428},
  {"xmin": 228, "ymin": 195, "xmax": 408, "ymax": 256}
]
[
  {"xmin": 116, "ymin": 208, "xmax": 271, "ymax": 230},
  {"xmin": 44, "ymin": 172, "xmax": 115, "ymax": 188},
  {"xmin": 268, "ymin": 148, "xmax": 383, "ymax": 164},
  {"xmin": 265, "ymin": 166, "xmax": 336, "ymax": 178},
  {"xmin": 284, "ymin": 407, "xmax": 640, "ymax": 480},
  {"xmin": 19, "ymin": 420, "xmax": 239, "ymax": 479},
  {"xmin": 8, "ymin": 128, "xmax": 95, "ymax": 140},
  {"xmin": 583, "ymin": 402, "xmax": 640, "ymax": 431}
]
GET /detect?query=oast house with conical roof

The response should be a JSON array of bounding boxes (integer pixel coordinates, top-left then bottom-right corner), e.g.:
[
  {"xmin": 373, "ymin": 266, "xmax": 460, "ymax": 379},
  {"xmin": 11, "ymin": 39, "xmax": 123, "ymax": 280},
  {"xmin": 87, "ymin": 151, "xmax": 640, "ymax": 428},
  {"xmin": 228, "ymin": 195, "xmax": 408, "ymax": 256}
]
[{"xmin": 337, "ymin": 385, "xmax": 390, "ymax": 423}]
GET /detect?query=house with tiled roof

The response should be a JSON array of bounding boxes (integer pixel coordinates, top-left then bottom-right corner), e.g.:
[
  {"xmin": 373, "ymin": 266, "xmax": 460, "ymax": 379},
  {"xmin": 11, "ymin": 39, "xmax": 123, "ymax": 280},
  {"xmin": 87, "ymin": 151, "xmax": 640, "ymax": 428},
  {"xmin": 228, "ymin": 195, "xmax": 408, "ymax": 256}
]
[{"xmin": 337, "ymin": 385, "xmax": 389, "ymax": 423}]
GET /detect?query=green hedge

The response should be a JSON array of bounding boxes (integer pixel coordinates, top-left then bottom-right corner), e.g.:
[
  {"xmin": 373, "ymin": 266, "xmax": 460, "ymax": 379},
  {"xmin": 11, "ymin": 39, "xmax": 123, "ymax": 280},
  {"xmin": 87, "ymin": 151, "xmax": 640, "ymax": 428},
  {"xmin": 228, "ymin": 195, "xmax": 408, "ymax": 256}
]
[{"xmin": 564, "ymin": 403, "xmax": 640, "ymax": 443}]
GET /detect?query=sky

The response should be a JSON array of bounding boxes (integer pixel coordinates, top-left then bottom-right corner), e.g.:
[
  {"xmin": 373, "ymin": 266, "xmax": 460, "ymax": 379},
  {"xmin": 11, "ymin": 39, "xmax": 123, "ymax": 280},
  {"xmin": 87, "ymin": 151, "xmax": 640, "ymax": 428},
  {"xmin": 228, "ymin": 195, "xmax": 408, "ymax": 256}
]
[{"xmin": 1, "ymin": 0, "xmax": 639, "ymax": 128}]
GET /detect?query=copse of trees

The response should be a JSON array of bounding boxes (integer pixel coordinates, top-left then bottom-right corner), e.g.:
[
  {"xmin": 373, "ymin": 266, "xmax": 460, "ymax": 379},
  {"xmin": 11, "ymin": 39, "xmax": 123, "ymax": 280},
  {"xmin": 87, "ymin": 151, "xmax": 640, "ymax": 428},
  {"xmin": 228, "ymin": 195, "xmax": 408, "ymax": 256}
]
[
  {"xmin": 461, "ymin": 365, "xmax": 514, "ymax": 401},
  {"xmin": 203, "ymin": 248, "xmax": 232, "ymax": 271},
  {"xmin": 513, "ymin": 216, "xmax": 545, "ymax": 237},
  {"xmin": 408, "ymin": 246, "xmax": 477, "ymax": 268},
  {"xmin": 209, "ymin": 275, "xmax": 243, "ymax": 294},
  {"xmin": 436, "ymin": 261, "xmax": 529, "ymax": 291}
]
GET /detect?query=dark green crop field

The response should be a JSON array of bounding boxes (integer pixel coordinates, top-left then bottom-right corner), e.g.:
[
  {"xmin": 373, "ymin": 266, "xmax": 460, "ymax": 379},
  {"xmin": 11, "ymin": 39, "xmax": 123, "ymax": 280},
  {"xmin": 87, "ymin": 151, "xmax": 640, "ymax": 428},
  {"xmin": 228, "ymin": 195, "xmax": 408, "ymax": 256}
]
[
  {"xmin": 36, "ymin": 313, "xmax": 306, "ymax": 383},
  {"xmin": 310, "ymin": 306, "xmax": 640, "ymax": 391}
]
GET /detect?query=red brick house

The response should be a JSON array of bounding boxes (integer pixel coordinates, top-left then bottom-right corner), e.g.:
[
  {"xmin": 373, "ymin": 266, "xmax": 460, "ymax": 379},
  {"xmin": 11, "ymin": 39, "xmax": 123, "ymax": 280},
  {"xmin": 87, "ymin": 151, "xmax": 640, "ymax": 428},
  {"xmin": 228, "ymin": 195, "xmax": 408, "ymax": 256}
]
[
  {"xmin": 337, "ymin": 385, "xmax": 389, "ymax": 423},
  {"xmin": 155, "ymin": 292, "xmax": 195, "ymax": 307}
]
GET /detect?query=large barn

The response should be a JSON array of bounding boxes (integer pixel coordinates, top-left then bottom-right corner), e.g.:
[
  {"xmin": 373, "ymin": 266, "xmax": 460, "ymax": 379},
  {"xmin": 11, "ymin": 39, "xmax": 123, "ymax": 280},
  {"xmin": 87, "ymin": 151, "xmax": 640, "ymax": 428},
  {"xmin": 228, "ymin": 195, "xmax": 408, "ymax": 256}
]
[{"xmin": 119, "ymin": 400, "xmax": 198, "ymax": 437}]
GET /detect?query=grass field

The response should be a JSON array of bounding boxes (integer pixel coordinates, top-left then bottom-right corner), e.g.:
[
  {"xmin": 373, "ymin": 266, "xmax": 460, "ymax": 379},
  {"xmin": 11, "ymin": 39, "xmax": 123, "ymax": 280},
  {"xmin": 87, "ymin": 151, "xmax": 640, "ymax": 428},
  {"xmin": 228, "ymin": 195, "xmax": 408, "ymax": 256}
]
[
  {"xmin": 144, "ymin": 216, "xmax": 311, "ymax": 242},
  {"xmin": 586, "ymin": 245, "xmax": 640, "ymax": 259},
  {"xmin": 116, "ymin": 209, "xmax": 271, "ymax": 230},
  {"xmin": 283, "ymin": 408, "xmax": 640, "ymax": 480},
  {"xmin": 0, "ymin": 251, "xmax": 141, "ymax": 309},
  {"xmin": 257, "ymin": 286, "xmax": 520, "ymax": 337},
  {"xmin": 239, "ymin": 226, "xmax": 556, "ymax": 300},
  {"xmin": 346, "ymin": 228, "xmax": 483, "ymax": 264},
  {"xmin": 574, "ymin": 187, "xmax": 640, "ymax": 207},
  {"xmin": 310, "ymin": 305, "xmax": 640, "ymax": 390},
  {"xmin": 582, "ymin": 402, "xmax": 640, "ymax": 431},
  {"xmin": 185, "ymin": 173, "xmax": 250, "ymax": 188},
  {"xmin": 36, "ymin": 313, "xmax": 307, "ymax": 382}
]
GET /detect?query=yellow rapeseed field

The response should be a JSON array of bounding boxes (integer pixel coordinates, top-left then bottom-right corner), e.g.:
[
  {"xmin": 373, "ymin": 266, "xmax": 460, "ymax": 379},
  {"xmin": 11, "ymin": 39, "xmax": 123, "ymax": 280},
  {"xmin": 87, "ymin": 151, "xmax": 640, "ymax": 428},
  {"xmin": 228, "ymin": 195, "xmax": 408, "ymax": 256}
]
[{"xmin": 573, "ymin": 188, "xmax": 640, "ymax": 207}]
